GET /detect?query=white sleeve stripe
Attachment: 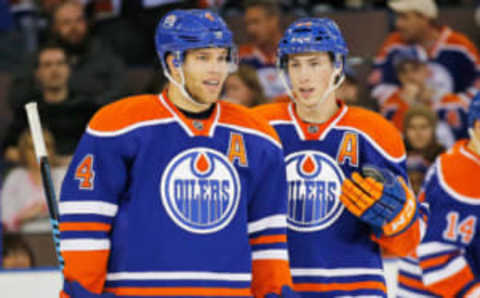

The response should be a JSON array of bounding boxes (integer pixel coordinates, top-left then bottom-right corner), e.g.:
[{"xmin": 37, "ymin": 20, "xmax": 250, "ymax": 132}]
[
  {"xmin": 248, "ymin": 215, "xmax": 286, "ymax": 234},
  {"xmin": 466, "ymin": 285, "xmax": 480, "ymax": 298},
  {"xmin": 252, "ymin": 249, "xmax": 289, "ymax": 261},
  {"xmin": 423, "ymin": 257, "xmax": 467, "ymax": 286},
  {"xmin": 59, "ymin": 201, "xmax": 118, "ymax": 217},
  {"xmin": 417, "ymin": 242, "xmax": 458, "ymax": 257},
  {"xmin": 291, "ymin": 268, "xmax": 384, "ymax": 277},
  {"xmin": 60, "ymin": 239, "xmax": 110, "ymax": 251},
  {"xmin": 106, "ymin": 272, "xmax": 252, "ymax": 282},
  {"xmin": 398, "ymin": 261, "xmax": 423, "ymax": 276}
]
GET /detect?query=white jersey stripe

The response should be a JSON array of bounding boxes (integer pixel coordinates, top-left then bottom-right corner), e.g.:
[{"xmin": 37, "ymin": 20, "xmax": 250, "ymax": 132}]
[
  {"xmin": 248, "ymin": 215, "xmax": 286, "ymax": 234},
  {"xmin": 423, "ymin": 257, "xmax": 467, "ymax": 286},
  {"xmin": 397, "ymin": 287, "xmax": 434, "ymax": 298},
  {"xmin": 106, "ymin": 271, "xmax": 251, "ymax": 282},
  {"xmin": 291, "ymin": 268, "xmax": 384, "ymax": 278},
  {"xmin": 252, "ymin": 249, "xmax": 289, "ymax": 261},
  {"xmin": 417, "ymin": 242, "xmax": 458, "ymax": 257},
  {"xmin": 398, "ymin": 260, "xmax": 423, "ymax": 276},
  {"xmin": 60, "ymin": 239, "xmax": 110, "ymax": 251},
  {"xmin": 59, "ymin": 201, "xmax": 118, "ymax": 217}
]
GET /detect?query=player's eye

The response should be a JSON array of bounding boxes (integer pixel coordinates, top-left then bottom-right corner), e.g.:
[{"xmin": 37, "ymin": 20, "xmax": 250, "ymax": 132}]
[
  {"xmin": 290, "ymin": 62, "xmax": 299, "ymax": 68},
  {"xmin": 310, "ymin": 62, "xmax": 319, "ymax": 67},
  {"xmin": 197, "ymin": 55, "xmax": 209, "ymax": 61},
  {"xmin": 218, "ymin": 55, "xmax": 228, "ymax": 62}
]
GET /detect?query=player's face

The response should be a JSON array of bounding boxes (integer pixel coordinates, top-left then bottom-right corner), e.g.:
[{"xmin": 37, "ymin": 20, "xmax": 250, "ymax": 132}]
[
  {"xmin": 287, "ymin": 52, "xmax": 334, "ymax": 107},
  {"xmin": 406, "ymin": 115, "xmax": 434, "ymax": 150},
  {"xmin": 182, "ymin": 48, "xmax": 230, "ymax": 104},
  {"xmin": 395, "ymin": 12, "xmax": 429, "ymax": 43},
  {"xmin": 35, "ymin": 49, "xmax": 70, "ymax": 91}
]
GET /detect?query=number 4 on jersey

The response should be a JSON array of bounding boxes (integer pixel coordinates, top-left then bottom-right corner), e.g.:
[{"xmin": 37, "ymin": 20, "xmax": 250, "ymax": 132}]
[
  {"xmin": 75, "ymin": 154, "xmax": 95, "ymax": 190},
  {"xmin": 443, "ymin": 212, "xmax": 477, "ymax": 244}
]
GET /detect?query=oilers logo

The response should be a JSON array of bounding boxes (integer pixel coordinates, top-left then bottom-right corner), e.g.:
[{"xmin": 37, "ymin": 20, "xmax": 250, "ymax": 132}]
[
  {"xmin": 160, "ymin": 148, "xmax": 241, "ymax": 234},
  {"xmin": 286, "ymin": 151, "xmax": 345, "ymax": 232}
]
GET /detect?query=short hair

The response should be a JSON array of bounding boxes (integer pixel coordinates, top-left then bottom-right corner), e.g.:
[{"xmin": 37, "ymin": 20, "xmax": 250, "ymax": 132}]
[
  {"xmin": 2, "ymin": 234, "xmax": 36, "ymax": 267},
  {"xmin": 18, "ymin": 128, "xmax": 58, "ymax": 167},
  {"xmin": 244, "ymin": 0, "xmax": 281, "ymax": 16},
  {"xmin": 34, "ymin": 42, "xmax": 67, "ymax": 69}
]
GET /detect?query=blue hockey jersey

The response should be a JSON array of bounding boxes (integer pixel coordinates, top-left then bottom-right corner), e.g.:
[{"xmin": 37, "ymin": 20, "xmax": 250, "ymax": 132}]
[
  {"xmin": 58, "ymin": 91, "xmax": 293, "ymax": 297},
  {"xmin": 397, "ymin": 140, "xmax": 480, "ymax": 297},
  {"xmin": 254, "ymin": 101, "xmax": 422, "ymax": 297}
]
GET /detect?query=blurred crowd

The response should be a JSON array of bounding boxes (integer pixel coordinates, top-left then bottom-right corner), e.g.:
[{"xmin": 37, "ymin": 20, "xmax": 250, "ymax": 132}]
[{"xmin": 0, "ymin": 0, "xmax": 479, "ymax": 268}]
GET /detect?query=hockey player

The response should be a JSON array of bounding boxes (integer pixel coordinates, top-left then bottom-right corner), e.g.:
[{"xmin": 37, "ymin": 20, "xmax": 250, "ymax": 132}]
[
  {"xmin": 58, "ymin": 10, "xmax": 295, "ymax": 298},
  {"xmin": 397, "ymin": 94, "xmax": 480, "ymax": 297},
  {"xmin": 253, "ymin": 18, "xmax": 422, "ymax": 297}
]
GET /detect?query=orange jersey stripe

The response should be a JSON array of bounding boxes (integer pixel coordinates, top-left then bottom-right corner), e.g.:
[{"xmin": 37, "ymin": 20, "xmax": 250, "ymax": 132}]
[
  {"xmin": 104, "ymin": 287, "xmax": 252, "ymax": 296},
  {"xmin": 424, "ymin": 266, "xmax": 474, "ymax": 297},
  {"xmin": 62, "ymin": 250, "xmax": 110, "ymax": 294},
  {"xmin": 398, "ymin": 274, "xmax": 428, "ymax": 291},
  {"xmin": 294, "ymin": 281, "xmax": 386, "ymax": 293},
  {"xmin": 420, "ymin": 255, "xmax": 452, "ymax": 270},
  {"xmin": 249, "ymin": 235, "xmax": 287, "ymax": 245},
  {"xmin": 59, "ymin": 222, "xmax": 111, "ymax": 232}
]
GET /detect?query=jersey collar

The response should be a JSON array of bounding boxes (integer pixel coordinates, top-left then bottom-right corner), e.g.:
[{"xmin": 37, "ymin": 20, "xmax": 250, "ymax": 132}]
[
  {"xmin": 288, "ymin": 100, "xmax": 349, "ymax": 141},
  {"xmin": 158, "ymin": 90, "xmax": 220, "ymax": 137}
]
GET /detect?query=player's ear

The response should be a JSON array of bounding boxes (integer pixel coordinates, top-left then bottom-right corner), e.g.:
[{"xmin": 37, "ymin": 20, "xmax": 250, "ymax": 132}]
[{"xmin": 166, "ymin": 54, "xmax": 180, "ymax": 77}]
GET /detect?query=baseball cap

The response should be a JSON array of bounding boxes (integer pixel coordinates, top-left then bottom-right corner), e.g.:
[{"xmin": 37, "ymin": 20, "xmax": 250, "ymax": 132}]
[{"xmin": 388, "ymin": 0, "xmax": 438, "ymax": 19}]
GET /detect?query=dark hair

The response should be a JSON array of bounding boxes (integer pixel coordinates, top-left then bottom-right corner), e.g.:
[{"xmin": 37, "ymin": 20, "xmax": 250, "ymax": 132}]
[
  {"xmin": 33, "ymin": 41, "xmax": 67, "ymax": 69},
  {"xmin": 244, "ymin": 0, "xmax": 281, "ymax": 17},
  {"xmin": 2, "ymin": 234, "xmax": 35, "ymax": 267}
]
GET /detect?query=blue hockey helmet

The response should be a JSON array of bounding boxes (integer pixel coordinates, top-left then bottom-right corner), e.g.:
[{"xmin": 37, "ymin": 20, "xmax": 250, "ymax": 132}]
[
  {"xmin": 155, "ymin": 9, "xmax": 237, "ymax": 71},
  {"xmin": 469, "ymin": 92, "xmax": 480, "ymax": 128},
  {"xmin": 277, "ymin": 17, "xmax": 348, "ymax": 71}
]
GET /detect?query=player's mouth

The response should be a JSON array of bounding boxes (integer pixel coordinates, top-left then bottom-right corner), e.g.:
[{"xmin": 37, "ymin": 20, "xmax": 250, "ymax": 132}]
[
  {"xmin": 203, "ymin": 80, "xmax": 221, "ymax": 93},
  {"xmin": 299, "ymin": 88, "xmax": 315, "ymax": 99}
]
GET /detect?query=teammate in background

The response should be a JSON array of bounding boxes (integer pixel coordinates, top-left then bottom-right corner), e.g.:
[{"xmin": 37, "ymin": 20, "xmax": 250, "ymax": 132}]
[
  {"xmin": 58, "ymin": 10, "xmax": 295, "ymax": 298},
  {"xmin": 397, "ymin": 94, "xmax": 480, "ymax": 297},
  {"xmin": 254, "ymin": 18, "xmax": 422, "ymax": 297}
]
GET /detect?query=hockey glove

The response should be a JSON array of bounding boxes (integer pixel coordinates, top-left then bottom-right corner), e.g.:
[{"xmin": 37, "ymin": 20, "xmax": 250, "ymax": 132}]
[
  {"xmin": 62, "ymin": 281, "xmax": 115, "ymax": 298},
  {"xmin": 265, "ymin": 286, "xmax": 299, "ymax": 298},
  {"xmin": 340, "ymin": 166, "xmax": 417, "ymax": 237}
]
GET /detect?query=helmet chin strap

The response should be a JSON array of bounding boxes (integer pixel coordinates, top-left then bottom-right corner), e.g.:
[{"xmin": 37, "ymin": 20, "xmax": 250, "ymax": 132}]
[
  {"xmin": 278, "ymin": 64, "xmax": 345, "ymax": 105},
  {"xmin": 163, "ymin": 67, "xmax": 211, "ymax": 109}
]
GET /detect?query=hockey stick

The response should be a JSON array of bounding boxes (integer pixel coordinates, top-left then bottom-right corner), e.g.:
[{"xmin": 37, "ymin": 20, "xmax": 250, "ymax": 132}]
[{"xmin": 25, "ymin": 102, "xmax": 64, "ymax": 269}]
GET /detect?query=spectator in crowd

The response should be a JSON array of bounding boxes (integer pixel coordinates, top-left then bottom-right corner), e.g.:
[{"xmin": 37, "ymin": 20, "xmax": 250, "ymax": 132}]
[
  {"xmin": 9, "ymin": 0, "xmax": 127, "ymax": 108},
  {"xmin": 403, "ymin": 105, "xmax": 445, "ymax": 165},
  {"xmin": 380, "ymin": 58, "xmax": 467, "ymax": 147},
  {"xmin": 238, "ymin": 0, "xmax": 285, "ymax": 100},
  {"xmin": 223, "ymin": 64, "xmax": 266, "ymax": 107},
  {"xmin": 405, "ymin": 153, "xmax": 429, "ymax": 195},
  {"xmin": 1, "ymin": 130, "xmax": 66, "ymax": 233},
  {"xmin": 3, "ymin": 43, "xmax": 99, "ymax": 164},
  {"xmin": 2, "ymin": 234, "xmax": 35, "ymax": 269},
  {"xmin": 370, "ymin": 0, "xmax": 480, "ymax": 105}
]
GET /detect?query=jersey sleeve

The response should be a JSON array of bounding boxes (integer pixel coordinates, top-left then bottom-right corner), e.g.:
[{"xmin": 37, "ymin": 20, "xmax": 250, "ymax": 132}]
[
  {"xmin": 58, "ymin": 123, "xmax": 136, "ymax": 294},
  {"xmin": 247, "ymin": 138, "xmax": 293, "ymax": 297},
  {"xmin": 416, "ymin": 166, "xmax": 478, "ymax": 297}
]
